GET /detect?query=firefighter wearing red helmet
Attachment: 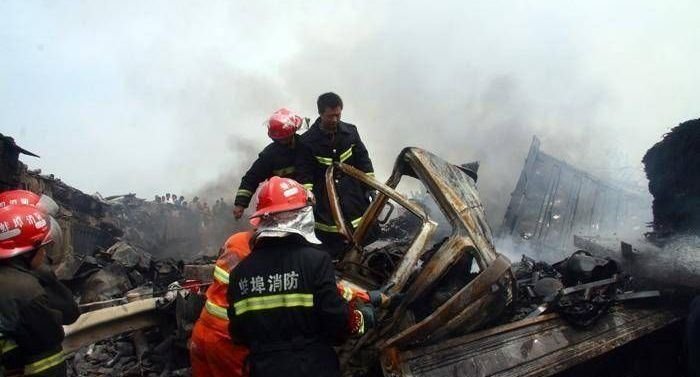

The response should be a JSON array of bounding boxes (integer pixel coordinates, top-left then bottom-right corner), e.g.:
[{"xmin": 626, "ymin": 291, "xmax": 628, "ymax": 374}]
[
  {"xmin": 233, "ymin": 108, "xmax": 308, "ymax": 220},
  {"xmin": 227, "ymin": 177, "xmax": 376, "ymax": 377},
  {"xmin": 0, "ymin": 203, "xmax": 79, "ymax": 377}
]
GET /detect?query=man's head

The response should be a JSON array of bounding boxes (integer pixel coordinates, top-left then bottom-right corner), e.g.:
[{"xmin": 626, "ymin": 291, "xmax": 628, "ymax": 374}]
[
  {"xmin": 267, "ymin": 108, "xmax": 303, "ymax": 147},
  {"xmin": 317, "ymin": 92, "xmax": 343, "ymax": 131}
]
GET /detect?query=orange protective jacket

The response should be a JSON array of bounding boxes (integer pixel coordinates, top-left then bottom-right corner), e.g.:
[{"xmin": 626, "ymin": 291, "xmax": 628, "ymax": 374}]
[{"xmin": 190, "ymin": 231, "xmax": 253, "ymax": 377}]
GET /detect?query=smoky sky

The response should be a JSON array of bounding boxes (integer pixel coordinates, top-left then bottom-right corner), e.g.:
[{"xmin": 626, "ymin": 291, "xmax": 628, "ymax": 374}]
[{"xmin": 2, "ymin": 1, "xmax": 699, "ymax": 226}]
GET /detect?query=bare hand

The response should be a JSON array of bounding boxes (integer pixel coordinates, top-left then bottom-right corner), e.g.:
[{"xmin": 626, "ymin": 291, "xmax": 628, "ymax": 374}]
[{"xmin": 233, "ymin": 205, "xmax": 245, "ymax": 219}]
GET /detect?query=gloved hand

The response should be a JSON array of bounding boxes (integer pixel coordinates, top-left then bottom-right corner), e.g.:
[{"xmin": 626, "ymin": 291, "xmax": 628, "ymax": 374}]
[
  {"xmin": 354, "ymin": 302, "xmax": 376, "ymax": 335},
  {"xmin": 368, "ymin": 281, "xmax": 397, "ymax": 307},
  {"xmin": 368, "ymin": 290, "xmax": 387, "ymax": 307}
]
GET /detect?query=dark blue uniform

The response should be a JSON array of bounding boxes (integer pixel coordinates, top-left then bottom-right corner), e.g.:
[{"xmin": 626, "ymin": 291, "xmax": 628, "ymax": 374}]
[
  {"xmin": 234, "ymin": 137, "xmax": 300, "ymax": 209},
  {"xmin": 295, "ymin": 120, "xmax": 374, "ymax": 253},
  {"xmin": 227, "ymin": 236, "xmax": 350, "ymax": 377}
]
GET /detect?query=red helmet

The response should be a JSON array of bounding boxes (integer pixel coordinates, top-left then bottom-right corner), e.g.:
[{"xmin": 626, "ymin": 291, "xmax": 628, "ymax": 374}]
[
  {"xmin": 0, "ymin": 205, "xmax": 60, "ymax": 259},
  {"xmin": 266, "ymin": 108, "xmax": 303, "ymax": 140},
  {"xmin": 251, "ymin": 177, "xmax": 310, "ymax": 219},
  {"xmin": 0, "ymin": 190, "xmax": 59, "ymax": 216}
]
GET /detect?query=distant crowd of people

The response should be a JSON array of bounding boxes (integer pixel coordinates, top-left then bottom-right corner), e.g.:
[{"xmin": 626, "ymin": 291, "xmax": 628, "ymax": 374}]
[
  {"xmin": 152, "ymin": 193, "xmax": 236, "ymax": 253},
  {"xmin": 153, "ymin": 194, "xmax": 232, "ymax": 217}
]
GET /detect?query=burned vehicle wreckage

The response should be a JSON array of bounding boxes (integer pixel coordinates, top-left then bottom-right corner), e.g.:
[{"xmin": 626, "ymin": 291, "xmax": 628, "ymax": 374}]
[{"xmin": 0, "ymin": 133, "xmax": 688, "ymax": 377}]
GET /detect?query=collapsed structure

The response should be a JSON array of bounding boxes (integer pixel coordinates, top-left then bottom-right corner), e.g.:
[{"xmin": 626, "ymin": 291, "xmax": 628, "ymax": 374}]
[{"xmin": 1, "ymin": 127, "xmax": 696, "ymax": 377}]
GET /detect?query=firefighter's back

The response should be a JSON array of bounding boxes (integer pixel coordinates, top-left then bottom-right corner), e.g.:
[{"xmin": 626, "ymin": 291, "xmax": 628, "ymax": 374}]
[{"xmin": 229, "ymin": 236, "xmax": 348, "ymax": 377}]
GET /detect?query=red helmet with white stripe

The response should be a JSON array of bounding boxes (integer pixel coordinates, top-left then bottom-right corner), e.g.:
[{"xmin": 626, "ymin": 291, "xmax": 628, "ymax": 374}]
[
  {"xmin": 0, "ymin": 190, "xmax": 59, "ymax": 216},
  {"xmin": 250, "ymin": 177, "xmax": 311, "ymax": 219},
  {"xmin": 266, "ymin": 108, "xmax": 303, "ymax": 140},
  {"xmin": 0, "ymin": 205, "xmax": 61, "ymax": 259}
]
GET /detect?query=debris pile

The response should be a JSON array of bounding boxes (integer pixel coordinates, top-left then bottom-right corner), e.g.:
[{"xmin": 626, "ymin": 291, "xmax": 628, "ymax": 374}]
[
  {"xmin": 68, "ymin": 328, "xmax": 190, "ymax": 377},
  {"xmin": 643, "ymin": 118, "xmax": 700, "ymax": 237},
  {"xmin": 509, "ymin": 250, "xmax": 652, "ymax": 328}
]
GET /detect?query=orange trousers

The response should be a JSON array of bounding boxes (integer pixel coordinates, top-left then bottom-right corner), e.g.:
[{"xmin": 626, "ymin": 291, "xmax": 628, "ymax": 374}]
[{"xmin": 190, "ymin": 319, "xmax": 249, "ymax": 377}]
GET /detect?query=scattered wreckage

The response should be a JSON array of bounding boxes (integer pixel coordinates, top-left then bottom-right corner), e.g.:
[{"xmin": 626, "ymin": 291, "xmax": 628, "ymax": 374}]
[{"xmin": 1, "ymin": 133, "xmax": 688, "ymax": 376}]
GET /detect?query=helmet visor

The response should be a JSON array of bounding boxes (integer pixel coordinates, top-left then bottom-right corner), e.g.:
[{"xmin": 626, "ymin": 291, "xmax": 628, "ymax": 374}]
[
  {"xmin": 37, "ymin": 195, "xmax": 60, "ymax": 217},
  {"xmin": 44, "ymin": 216, "xmax": 64, "ymax": 265}
]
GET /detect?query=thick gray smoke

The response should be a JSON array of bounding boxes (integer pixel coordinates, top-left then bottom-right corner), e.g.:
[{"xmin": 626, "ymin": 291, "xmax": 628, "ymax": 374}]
[{"xmin": 4, "ymin": 1, "xmax": 699, "ymax": 230}]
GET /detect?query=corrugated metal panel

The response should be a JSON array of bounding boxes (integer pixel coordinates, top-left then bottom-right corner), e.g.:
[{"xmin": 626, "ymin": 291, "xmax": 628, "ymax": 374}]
[{"xmin": 499, "ymin": 137, "xmax": 650, "ymax": 259}]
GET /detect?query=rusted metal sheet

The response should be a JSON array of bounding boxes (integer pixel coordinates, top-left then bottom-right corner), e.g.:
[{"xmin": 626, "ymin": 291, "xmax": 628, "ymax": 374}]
[
  {"xmin": 499, "ymin": 136, "xmax": 650, "ymax": 258},
  {"xmin": 329, "ymin": 147, "xmax": 515, "ymax": 373},
  {"xmin": 62, "ymin": 298, "xmax": 161, "ymax": 354},
  {"xmin": 406, "ymin": 148, "xmax": 499, "ymax": 267},
  {"xmin": 383, "ymin": 306, "xmax": 681, "ymax": 377}
]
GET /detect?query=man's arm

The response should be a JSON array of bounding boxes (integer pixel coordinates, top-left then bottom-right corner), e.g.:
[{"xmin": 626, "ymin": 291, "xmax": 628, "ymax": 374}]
[
  {"xmin": 234, "ymin": 153, "xmax": 273, "ymax": 218},
  {"xmin": 33, "ymin": 266, "xmax": 80, "ymax": 325},
  {"xmin": 313, "ymin": 251, "xmax": 351, "ymax": 344},
  {"xmin": 14, "ymin": 294, "xmax": 68, "ymax": 358}
]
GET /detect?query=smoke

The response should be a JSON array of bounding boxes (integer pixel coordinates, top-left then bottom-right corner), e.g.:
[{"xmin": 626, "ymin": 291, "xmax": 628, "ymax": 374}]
[{"xmin": 4, "ymin": 1, "xmax": 699, "ymax": 229}]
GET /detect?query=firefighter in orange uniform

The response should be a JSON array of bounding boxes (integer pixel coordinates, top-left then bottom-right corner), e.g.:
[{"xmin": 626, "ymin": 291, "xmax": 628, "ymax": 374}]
[{"xmin": 190, "ymin": 231, "xmax": 253, "ymax": 377}]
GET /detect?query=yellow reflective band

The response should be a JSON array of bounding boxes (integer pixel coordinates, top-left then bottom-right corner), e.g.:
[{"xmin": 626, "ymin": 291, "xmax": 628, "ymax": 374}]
[
  {"xmin": 24, "ymin": 351, "xmax": 65, "ymax": 375},
  {"xmin": 1, "ymin": 339, "xmax": 18, "ymax": 354},
  {"xmin": 272, "ymin": 166, "xmax": 295, "ymax": 177},
  {"xmin": 366, "ymin": 172, "xmax": 375, "ymax": 177},
  {"xmin": 213, "ymin": 265, "xmax": 230, "ymax": 285},
  {"xmin": 351, "ymin": 217, "xmax": 363, "ymax": 228},
  {"xmin": 339, "ymin": 145, "xmax": 354, "ymax": 162},
  {"xmin": 315, "ymin": 156, "xmax": 333, "ymax": 166},
  {"xmin": 234, "ymin": 293, "xmax": 314, "ymax": 315},
  {"xmin": 205, "ymin": 300, "xmax": 229, "ymax": 320},
  {"xmin": 357, "ymin": 310, "xmax": 366, "ymax": 336},
  {"xmin": 237, "ymin": 189, "xmax": 253, "ymax": 198},
  {"xmin": 303, "ymin": 183, "xmax": 314, "ymax": 190},
  {"xmin": 315, "ymin": 222, "xmax": 339, "ymax": 233}
]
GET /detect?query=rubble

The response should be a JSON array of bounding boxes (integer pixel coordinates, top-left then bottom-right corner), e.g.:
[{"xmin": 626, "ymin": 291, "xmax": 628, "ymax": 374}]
[{"xmin": 2, "ymin": 131, "xmax": 693, "ymax": 377}]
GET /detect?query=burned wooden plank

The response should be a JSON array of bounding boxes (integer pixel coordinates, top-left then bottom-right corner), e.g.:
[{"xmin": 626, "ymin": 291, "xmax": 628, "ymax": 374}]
[{"xmin": 384, "ymin": 306, "xmax": 681, "ymax": 377}]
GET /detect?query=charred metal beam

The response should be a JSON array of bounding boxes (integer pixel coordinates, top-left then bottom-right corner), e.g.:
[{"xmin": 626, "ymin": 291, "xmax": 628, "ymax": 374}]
[{"xmin": 62, "ymin": 298, "xmax": 161, "ymax": 354}]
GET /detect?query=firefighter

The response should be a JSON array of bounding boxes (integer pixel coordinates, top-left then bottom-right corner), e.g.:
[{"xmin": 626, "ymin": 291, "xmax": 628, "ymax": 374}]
[
  {"xmin": 233, "ymin": 108, "xmax": 307, "ymax": 220},
  {"xmin": 190, "ymin": 231, "xmax": 253, "ymax": 377},
  {"xmin": 227, "ymin": 177, "xmax": 375, "ymax": 377},
  {"xmin": 0, "ymin": 195, "xmax": 79, "ymax": 376},
  {"xmin": 296, "ymin": 92, "xmax": 375, "ymax": 257}
]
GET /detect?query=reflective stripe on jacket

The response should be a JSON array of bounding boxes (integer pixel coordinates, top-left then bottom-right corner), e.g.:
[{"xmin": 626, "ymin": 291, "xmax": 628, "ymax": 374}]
[
  {"xmin": 197, "ymin": 231, "xmax": 253, "ymax": 332},
  {"xmin": 228, "ymin": 236, "xmax": 349, "ymax": 352},
  {"xmin": 296, "ymin": 120, "xmax": 374, "ymax": 233}
]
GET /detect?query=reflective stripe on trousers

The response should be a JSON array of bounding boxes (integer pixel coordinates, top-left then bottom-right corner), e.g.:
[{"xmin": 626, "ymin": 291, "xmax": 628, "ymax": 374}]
[
  {"xmin": 24, "ymin": 351, "xmax": 65, "ymax": 375},
  {"xmin": 233, "ymin": 293, "xmax": 313, "ymax": 315}
]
